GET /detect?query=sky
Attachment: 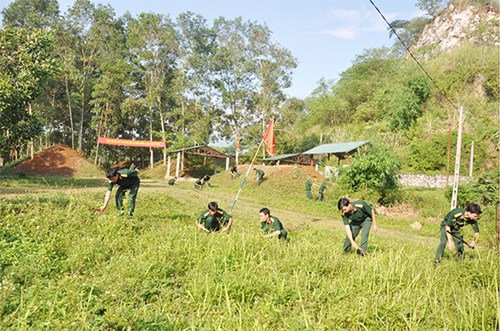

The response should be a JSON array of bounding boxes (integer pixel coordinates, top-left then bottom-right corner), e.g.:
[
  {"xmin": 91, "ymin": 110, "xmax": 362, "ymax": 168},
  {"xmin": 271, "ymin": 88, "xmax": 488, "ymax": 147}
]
[{"xmin": 0, "ymin": 0, "xmax": 423, "ymax": 99}]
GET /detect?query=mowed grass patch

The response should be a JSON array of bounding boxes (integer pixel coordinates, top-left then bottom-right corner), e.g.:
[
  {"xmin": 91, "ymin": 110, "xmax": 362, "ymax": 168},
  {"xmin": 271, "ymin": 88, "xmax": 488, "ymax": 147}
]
[{"xmin": 0, "ymin": 189, "xmax": 497, "ymax": 330}]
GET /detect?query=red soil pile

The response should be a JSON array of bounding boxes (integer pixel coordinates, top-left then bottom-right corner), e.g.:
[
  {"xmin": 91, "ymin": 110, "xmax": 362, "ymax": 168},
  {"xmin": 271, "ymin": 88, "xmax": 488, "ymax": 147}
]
[{"xmin": 8, "ymin": 144, "xmax": 102, "ymax": 177}]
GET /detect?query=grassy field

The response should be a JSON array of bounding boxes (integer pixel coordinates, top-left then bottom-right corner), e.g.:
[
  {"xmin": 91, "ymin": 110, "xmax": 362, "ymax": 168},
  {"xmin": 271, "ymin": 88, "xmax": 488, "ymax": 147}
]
[{"xmin": 0, "ymin": 170, "xmax": 498, "ymax": 330}]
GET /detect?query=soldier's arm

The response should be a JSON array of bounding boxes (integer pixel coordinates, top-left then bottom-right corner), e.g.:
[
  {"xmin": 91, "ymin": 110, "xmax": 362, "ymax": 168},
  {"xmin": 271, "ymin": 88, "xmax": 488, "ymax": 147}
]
[
  {"xmin": 220, "ymin": 217, "xmax": 233, "ymax": 233},
  {"xmin": 99, "ymin": 189, "xmax": 112, "ymax": 211},
  {"xmin": 196, "ymin": 220, "xmax": 210, "ymax": 233},
  {"xmin": 264, "ymin": 230, "xmax": 281, "ymax": 238},
  {"xmin": 344, "ymin": 224, "xmax": 360, "ymax": 250}
]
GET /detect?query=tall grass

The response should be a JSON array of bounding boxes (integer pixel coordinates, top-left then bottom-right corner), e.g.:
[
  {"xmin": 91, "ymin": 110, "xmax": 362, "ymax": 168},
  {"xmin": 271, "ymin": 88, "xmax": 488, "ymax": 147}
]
[{"xmin": 0, "ymin": 181, "xmax": 497, "ymax": 330}]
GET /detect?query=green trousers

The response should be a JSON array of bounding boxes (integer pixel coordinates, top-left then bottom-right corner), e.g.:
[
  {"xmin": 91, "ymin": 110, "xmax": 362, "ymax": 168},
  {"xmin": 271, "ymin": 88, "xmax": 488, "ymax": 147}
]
[
  {"xmin": 306, "ymin": 190, "xmax": 312, "ymax": 199},
  {"xmin": 434, "ymin": 226, "xmax": 464, "ymax": 263},
  {"xmin": 343, "ymin": 218, "xmax": 372, "ymax": 254},
  {"xmin": 204, "ymin": 216, "xmax": 223, "ymax": 232},
  {"xmin": 115, "ymin": 179, "xmax": 140, "ymax": 217},
  {"xmin": 317, "ymin": 191, "xmax": 324, "ymax": 201}
]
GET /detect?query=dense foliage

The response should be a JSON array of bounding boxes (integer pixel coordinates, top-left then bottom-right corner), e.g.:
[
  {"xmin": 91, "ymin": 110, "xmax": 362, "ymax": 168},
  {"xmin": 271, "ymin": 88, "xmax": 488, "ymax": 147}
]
[
  {"xmin": 338, "ymin": 146, "xmax": 402, "ymax": 204},
  {"xmin": 0, "ymin": 0, "xmax": 498, "ymax": 180}
]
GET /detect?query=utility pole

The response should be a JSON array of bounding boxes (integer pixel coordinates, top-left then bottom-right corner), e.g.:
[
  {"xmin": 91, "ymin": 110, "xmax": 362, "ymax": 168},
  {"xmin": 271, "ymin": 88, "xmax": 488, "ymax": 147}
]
[
  {"xmin": 450, "ymin": 107, "xmax": 464, "ymax": 210},
  {"xmin": 469, "ymin": 141, "xmax": 474, "ymax": 177}
]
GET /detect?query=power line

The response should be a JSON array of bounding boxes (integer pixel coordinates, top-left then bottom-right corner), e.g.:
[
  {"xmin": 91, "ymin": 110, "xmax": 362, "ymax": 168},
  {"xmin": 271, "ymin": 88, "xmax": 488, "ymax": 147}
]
[{"xmin": 368, "ymin": 0, "xmax": 457, "ymax": 111}]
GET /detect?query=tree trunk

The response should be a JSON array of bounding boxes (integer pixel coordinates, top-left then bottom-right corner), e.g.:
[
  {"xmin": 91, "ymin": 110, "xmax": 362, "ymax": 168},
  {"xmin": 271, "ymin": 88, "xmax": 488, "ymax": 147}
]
[{"xmin": 64, "ymin": 76, "xmax": 75, "ymax": 149}]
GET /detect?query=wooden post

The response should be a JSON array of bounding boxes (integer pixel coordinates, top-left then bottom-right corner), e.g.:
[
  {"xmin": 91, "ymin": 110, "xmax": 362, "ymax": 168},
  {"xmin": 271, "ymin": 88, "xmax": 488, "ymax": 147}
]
[
  {"xmin": 451, "ymin": 107, "xmax": 464, "ymax": 210},
  {"xmin": 166, "ymin": 154, "xmax": 171, "ymax": 179},
  {"xmin": 225, "ymin": 157, "xmax": 230, "ymax": 170},
  {"xmin": 469, "ymin": 141, "xmax": 474, "ymax": 177},
  {"xmin": 175, "ymin": 152, "xmax": 181, "ymax": 177}
]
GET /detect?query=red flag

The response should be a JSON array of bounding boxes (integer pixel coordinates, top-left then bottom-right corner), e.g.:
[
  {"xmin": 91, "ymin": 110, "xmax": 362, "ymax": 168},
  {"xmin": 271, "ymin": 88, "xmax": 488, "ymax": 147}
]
[{"xmin": 263, "ymin": 118, "xmax": 275, "ymax": 156}]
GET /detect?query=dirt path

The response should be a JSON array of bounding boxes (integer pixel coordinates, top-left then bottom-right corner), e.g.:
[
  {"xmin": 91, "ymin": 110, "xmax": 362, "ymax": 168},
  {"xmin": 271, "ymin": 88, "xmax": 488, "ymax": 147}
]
[{"xmin": 148, "ymin": 180, "xmax": 438, "ymax": 248}]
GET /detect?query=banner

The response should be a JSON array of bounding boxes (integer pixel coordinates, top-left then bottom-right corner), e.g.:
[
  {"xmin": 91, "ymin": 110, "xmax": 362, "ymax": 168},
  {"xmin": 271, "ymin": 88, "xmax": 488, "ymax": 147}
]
[
  {"xmin": 98, "ymin": 137, "xmax": 166, "ymax": 148},
  {"xmin": 263, "ymin": 118, "xmax": 275, "ymax": 156}
]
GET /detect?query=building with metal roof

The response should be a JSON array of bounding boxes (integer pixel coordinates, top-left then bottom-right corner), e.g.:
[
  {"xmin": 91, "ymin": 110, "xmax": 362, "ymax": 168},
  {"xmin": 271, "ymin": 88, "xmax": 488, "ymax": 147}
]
[
  {"xmin": 263, "ymin": 153, "xmax": 316, "ymax": 166},
  {"xmin": 302, "ymin": 140, "xmax": 370, "ymax": 165}
]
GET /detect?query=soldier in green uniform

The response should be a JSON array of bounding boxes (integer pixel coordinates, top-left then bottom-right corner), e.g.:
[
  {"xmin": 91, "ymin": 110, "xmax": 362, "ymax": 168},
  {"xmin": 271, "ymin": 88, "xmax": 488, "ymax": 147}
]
[
  {"xmin": 338, "ymin": 198, "xmax": 378, "ymax": 255},
  {"xmin": 168, "ymin": 177, "xmax": 177, "ymax": 186},
  {"xmin": 305, "ymin": 177, "xmax": 313, "ymax": 200},
  {"xmin": 99, "ymin": 165, "xmax": 140, "ymax": 218},
  {"xmin": 201, "ymin": 175, "xmax": 212, "ymax": 187},
  {"xmin": 434, "ymin": 203, "xmax": 481, "ymax": 264},
  {"xmin": 259, "ymin": 207, "xmax": 287, "ymax": 240},
  {"xmin": 230, "ymin": 165, "xmax": 240, "ymax": 178},
  {"xmin": 317, "ymin": 181, "xmax": 327, "ymax": 201},
  {"xmin": 194, "ymin": 177, "xmax": 203, "ymax": 189},
  {"xmin": 196, "ymin": 201, "xmax": 233, "ymax": 233},
  {"xmin": 254, "ymin": 168, "xmax": 265, "ymax": 186}
]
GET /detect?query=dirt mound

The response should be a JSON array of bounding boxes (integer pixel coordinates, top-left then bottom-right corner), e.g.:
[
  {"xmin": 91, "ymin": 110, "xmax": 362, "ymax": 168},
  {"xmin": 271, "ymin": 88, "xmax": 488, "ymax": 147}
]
[{"xmin": 8, "ymin": 144, "xmax": 103, "ymax": 177}]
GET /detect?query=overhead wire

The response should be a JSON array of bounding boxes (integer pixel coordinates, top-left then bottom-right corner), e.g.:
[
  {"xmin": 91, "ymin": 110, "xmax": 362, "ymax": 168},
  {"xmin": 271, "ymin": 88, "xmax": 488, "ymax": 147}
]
[{"xmin": 367, "ymin": 0, "xmax": 458, "ymax": 111}]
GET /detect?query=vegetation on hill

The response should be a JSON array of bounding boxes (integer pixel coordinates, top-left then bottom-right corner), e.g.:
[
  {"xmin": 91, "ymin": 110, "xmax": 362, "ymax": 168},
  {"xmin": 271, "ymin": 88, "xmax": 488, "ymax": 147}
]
[{"xmin": 0, "ymin": 0, "xmax": 498, "ymax": 179}]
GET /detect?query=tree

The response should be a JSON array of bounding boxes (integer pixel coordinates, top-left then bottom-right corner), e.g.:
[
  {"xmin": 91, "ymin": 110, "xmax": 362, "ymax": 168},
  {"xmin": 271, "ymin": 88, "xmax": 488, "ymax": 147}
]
[
  {"xmin": 384, "ymin": 75, "xmax": 431, "ymax": 131},
  {"xmin": 1, "ymin": 0, "xmax": 60, "ymax": 29},
  {"xmin": 0, "ymin": 28, "xmax": 59, "ymax": 161},
  {"xmin": 416, "ymin": 0, "xmax": 448, "ymax": 18},
  {"xmin": 125, "ymin": 12, "xmax": 179, "ymax": 167},
  {"xmin": 210, "ymin": 17, "xmax": 296, "ymax": 164}
]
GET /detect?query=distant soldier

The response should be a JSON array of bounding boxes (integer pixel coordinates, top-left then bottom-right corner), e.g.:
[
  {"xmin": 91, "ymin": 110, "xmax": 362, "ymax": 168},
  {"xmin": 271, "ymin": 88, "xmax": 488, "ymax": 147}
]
[
  {"xmin": 259, "ymin": 207, "xmax": 287, "ymax": 240},
  {"xmin": 254, "ymin": 168, "xmax": 265, "ymax": 186},
  {"xmin": 434, "ymin": 203, "xmax": 481, "ymax": 264},
  {"xmin": 168, "ymin": 177, "xmax": 177, "ymax": 186},
  {"xmin": 99, "ymin": 164, "xmax": 140, "ymax": 218},
  {"xmin": 338, "ymin": 198, "xmax": 378, "ymax": 255},
  {"xmin": 305, "ymin": 177, "xmax": 313, "ymax": 200},
  {"xmin": 317, "ymin": 180, "xmax": 327, "ymax": 201},
  {"xmin": 194, "ymin": 178, "xmax": 203, "ymax": 189},
  {"xmin": 201, "ymin": 175, "xmax": 212, "ymax": 187},
  {"xmin": 196, "ymin": 201, "xmax": 233, "ymax": 233},
  {"xmin": 230, "ymin": 165, "xmax": 240, "ymax": 178}
]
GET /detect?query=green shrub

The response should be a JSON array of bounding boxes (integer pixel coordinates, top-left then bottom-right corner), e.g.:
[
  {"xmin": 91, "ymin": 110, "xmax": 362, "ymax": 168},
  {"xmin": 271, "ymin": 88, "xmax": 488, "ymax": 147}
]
[{"xmin": 338, "ymin": 146, "xmax": 402, "ymax": 204}]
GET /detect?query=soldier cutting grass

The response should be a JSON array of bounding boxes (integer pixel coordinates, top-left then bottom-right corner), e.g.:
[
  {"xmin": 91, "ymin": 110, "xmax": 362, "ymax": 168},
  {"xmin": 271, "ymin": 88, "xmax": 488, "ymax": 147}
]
[
  {"xmin": 196, "ymin": 201, "xmax": 233, "ymax": 233},
  {"xmin": 434, "ymin": 202, "xmax": 481, "ymax": 264},
  {"xmin": 338, "ymin": 197, "xmax": 378, "ymax": 256},
  {"xmin": 258, "ymin": 207, "xmax": 288, "ymax": 240},
  {"xmin": 98, "ymin": 164, "xmax": 140, "ymax": 218}
]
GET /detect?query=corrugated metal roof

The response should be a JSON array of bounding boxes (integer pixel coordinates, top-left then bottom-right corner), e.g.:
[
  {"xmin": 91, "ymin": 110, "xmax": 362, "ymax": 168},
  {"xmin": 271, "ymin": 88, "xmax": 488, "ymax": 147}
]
[{"xmin": 302, "ymin": 140, "xmax": 370, "ymax": 159}]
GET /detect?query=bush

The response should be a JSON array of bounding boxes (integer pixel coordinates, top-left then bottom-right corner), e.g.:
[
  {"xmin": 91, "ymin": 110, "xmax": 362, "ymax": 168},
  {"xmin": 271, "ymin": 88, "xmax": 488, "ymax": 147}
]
[
  {"xmin": 337, "ymin": 146, "xmax": 402, "ymax": 205},
  {"xmin": 445, "ymin": 169, "xmax": 499, "ymax": 207}
]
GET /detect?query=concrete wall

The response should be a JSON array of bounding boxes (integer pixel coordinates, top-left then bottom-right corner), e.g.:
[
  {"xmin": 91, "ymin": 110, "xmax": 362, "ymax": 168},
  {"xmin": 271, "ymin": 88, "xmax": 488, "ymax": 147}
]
[{"xmin": 398, "ymin": 174, "xmax": 472, "ymax": 188}]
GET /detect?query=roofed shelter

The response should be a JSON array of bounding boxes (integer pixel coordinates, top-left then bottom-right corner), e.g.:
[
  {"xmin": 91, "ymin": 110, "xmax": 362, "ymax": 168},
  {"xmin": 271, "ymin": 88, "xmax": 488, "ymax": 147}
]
[
  {"xmin": 302, "ymin": 140, "xmax": 370, "ymax": 166},
  {"xmin": 166, "ymin": 145, "xmax": 231, "ymax": 178},
  {"xmin": 263, "ymin": 153, "xmax": 316, "ymax": 166}
]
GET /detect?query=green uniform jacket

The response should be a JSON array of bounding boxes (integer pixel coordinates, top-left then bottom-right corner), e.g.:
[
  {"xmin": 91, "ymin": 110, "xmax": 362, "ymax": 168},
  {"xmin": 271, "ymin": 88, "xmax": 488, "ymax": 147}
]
[
  {"xmin": 441, "ymin": 208, "xmax": 479, "ymax": 233},
  {"xmin": 107, "ymin": 168, "xmax": 140, "ymax": 191},
  {"xmin": 197, "ymin": 208, "xmax": 232, "ymax": 231},
  {"xmin": 261, "ymin": 216, "xmax": 287, "ymax": 240},
  {"xmin": 318, "ymin": 181, "xmax": 327, "ymax": 193},
  {"xmin": 341, "ymin": 200, "xmax": 372, "ymax": 225},
  {"xmin": 305, "ymin": 180, "xmax": 312, "ymax": 190},
  {"xmin": 255, "ymin": 169, "xmax": 265, "ymax": 177}
]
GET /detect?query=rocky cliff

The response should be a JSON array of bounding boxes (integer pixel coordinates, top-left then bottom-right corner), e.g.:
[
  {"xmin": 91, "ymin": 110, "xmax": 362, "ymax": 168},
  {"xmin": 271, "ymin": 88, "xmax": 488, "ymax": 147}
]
[{"xmin": 412, "ymin": 4, "xmax": 499, "ymax": 59}]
